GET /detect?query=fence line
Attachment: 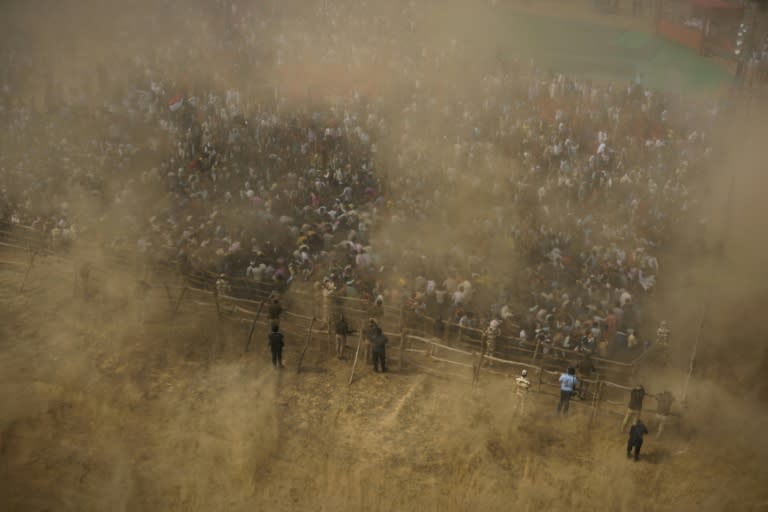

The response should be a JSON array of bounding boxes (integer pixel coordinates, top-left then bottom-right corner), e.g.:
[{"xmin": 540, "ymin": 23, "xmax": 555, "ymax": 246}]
[{"xmin": 1, "ymin": 223, "xmax": 649, "ymax": 419}]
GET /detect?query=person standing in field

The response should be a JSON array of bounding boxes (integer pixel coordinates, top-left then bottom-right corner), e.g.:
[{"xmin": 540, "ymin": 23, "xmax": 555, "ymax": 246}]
[
  {"xmin": 515, "ymin": 369, "xmax": 532, "ymax": 414},
  {"xmin": 655, "ymin": 391, "xmax": 675, "ymax": 439},
  {"xmin": 371, "ymin": 326, "xmax": 388, "ymax": 373},
  {"xmin": 335, "ymin": 312, "xmax": 351, "ymax": 359},
  {"xmin": 268, "ymin": 324, "xmax": 285, "ymax": 369},
  {"xmin": 557, "ymin": 367, "xmax": 578, "ymax": 415},
  {"xmin": 268, "ymin": 297, "xmax": 283, "ymax": 329},
  {"xmin": 627, "ymin": 419, "xmax": 648, "ymax": 461},
  {"xmin": 622, "ymin": 385, "xmax": 646, "ymax": 432}
]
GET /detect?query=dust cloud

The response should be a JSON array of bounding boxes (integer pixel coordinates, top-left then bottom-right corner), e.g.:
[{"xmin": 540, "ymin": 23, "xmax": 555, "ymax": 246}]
[{"xmin": 1, "ymin": 0, "xmax": 768, "ymax": 510}]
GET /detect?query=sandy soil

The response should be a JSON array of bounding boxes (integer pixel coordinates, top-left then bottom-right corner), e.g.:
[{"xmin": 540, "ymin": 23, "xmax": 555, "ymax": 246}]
[{"xmin": 0, "ymin": 253, "xmax": 766, "ymax": 512}]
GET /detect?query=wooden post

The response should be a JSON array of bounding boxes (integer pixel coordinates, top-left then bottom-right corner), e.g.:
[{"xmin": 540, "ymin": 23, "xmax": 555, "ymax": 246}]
[
  {"xmin": 398, "ymin": 331, "xmax": 406, "ymax": 371},
  {"xmin": 348, "ymin": 322, "xmax": 365, "ymax": 385},
  {"xmin": 531, "ymin": 337, "xmax": 542, "ymax": 364},
  {"xmin": 213, "ymin": 287, "xmax": 222, "ymax": 319},
  {"xmin": 296, "ymin": 318, "xmax": 316, "ymax": 374},
  {"xmin": 164, "ymin": 285, "xmax": 174, "ymax": 313},
  {"xmin": 399, "ymin": 304, "xmax": 405, "ymax": 332},
  {"xmin": 473, "ymin": 343, "xmax": 487, "ymax": 385},
  {"xmin": 244, "ymin": 317, "xmax": 259, "ymax": 352},
  {"xmin": 254, "ymin": 299, "xmax": 265, "ymax": 320},
  {"xmin": 537, "ymin": 367, "xmax": 544, "ymax": 393},
  {"xmin": 591, "ymin": 380, "xmax": 603, "ymax": 425},
  {"xmin": 73, "ymin": 260, "xmax": 79, "ymax": 298},
  {"xmin": 172, "ymin": 286, "xmax": 188, "ymax": 319},
  {"xmin": 18, "ymin": 250, "xmax": 37, "ymax": 294}
]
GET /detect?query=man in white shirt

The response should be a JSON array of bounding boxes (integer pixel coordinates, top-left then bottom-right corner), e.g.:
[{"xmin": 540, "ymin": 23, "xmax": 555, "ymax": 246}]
[{"xmin": 515, "ymin": 369, "xmax": 532, "ymax": 414}]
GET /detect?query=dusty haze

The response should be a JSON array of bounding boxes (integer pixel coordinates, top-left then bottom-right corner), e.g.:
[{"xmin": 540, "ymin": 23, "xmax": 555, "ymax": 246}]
[{"xmin": 1, "ymin": 0, "xmax": 768, "ymax": 510}]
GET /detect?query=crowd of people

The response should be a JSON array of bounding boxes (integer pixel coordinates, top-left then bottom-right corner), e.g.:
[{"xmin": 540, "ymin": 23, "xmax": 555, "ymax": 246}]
[{"xmin": 0, "ymin": 0, "xmax": 722, "ymax": 364}]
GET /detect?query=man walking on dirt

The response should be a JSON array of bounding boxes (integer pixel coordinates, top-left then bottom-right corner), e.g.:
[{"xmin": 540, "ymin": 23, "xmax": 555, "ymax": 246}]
[
  {"xmin": 268, "ymin": 324, "xmax": 285, "ymax": 369},
  {"xmin": 627, "ymin": 418, "xmax": 648, "ymax": 461},
  {"xmin": 622, "ymin": 385, "xmax": 646, "ymax": 432},
  {"xmin": 557, "ymin": 367, "xmax": 578, "ymax": 415}
]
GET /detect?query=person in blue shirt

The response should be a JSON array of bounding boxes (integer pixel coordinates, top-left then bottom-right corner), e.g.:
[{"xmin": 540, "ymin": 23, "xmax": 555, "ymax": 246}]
[{"xmin": 557, "ymin": 367, "xmax": 579, "ymax": 415}]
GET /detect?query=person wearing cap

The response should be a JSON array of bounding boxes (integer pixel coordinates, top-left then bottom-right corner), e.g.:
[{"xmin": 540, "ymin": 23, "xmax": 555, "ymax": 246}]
[
  {"xmin": 515, "ymin": 369, "xmax": 532, "ymax": 414},
  {"xmin": 627, "ymin": 418, "xmax": 648, "ymax": 461},
  {"xmin": 622, "ymin": 384, "xmax": 646, "ymax": 432},
  {"xmin": 557, "ymin": 367, "xmax": 579, "ymax": 415},
  {"xmin": 268, "ymin": 324, "xmax": 285, "ymax": 369}
]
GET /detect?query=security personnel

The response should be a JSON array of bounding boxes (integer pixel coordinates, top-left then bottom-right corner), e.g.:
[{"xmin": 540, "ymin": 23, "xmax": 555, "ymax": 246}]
[
  {"xmin": 268, "ymin": 324, "xmax": 285, "ymax": 369},
  {"xmin": 627, "ymin": 419, "xmax": 648, "ymax": 461}
]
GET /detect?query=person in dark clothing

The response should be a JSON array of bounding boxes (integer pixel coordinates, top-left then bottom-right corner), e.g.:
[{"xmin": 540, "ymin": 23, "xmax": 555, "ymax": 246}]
[
  {"xmin": 627, "ymin": 419, "xmax": 648, "ymax": 461},
  {"xmin": 576, "ymin": 352, "xmax": 596, "ymax": 399},
  {"xmin": 267, "ymin": 298, "xmax": 283, "ymax": 329},
  {"xmin": 268, "ymin": 324, "xmax": 285, "ymax": 369},
  {"xmin": 365, "ymin": 318, "xmax": 379, "ymax": 364},
  {"xmin": 622, "ymin": 385, "xmax": 646, "ymax": 432},
  {"xmin": 371, "ymin": 327, "xmax": 388, "ymax": 372},
  {"xmin": 335, "ymin": 313, "xmax": 352, "ymax": 359}
]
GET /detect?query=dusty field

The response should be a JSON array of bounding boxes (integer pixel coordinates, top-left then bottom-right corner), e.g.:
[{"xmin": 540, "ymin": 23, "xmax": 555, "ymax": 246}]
[{"xmin": 0, "ymin": 255, "xmax": 766, "ymax": 512}]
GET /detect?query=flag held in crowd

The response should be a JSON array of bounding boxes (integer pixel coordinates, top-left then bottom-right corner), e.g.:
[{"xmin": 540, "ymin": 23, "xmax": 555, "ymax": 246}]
[{"xmin": 168, "ymin": 94, "xmax": 184, "ymax": 112}]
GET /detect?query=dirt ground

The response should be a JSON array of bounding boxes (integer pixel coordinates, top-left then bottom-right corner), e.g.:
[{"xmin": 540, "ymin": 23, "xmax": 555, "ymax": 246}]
[{"xmin": 0, "ymin": 254, "xmax": 766, "ymax": 512}]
